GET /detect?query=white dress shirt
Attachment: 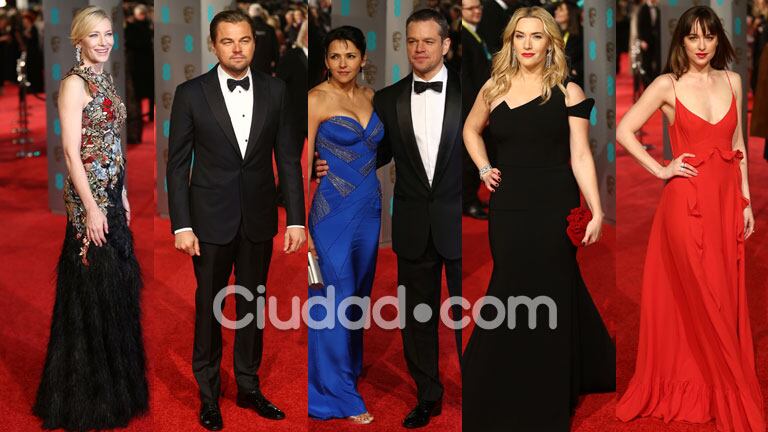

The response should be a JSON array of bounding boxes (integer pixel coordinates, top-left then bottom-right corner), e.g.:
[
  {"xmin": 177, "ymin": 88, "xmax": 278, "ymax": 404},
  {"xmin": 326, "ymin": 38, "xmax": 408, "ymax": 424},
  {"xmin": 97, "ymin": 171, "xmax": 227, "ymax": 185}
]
[
  {"xmin": 218, "ymin": 65, "xmax": 253, "ymax": 158},
  {"xmin": 174, "ymin": 65, "xmax": 302, "ymax": 234},
  {"xmin": 411, "ymin": 64, "xmax": 447, "ymax": 186}
]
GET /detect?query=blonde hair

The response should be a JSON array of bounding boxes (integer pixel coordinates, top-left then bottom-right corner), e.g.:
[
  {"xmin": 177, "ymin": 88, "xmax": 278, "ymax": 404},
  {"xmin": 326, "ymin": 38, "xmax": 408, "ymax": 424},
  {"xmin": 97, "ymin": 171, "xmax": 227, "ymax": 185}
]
[
  {"xmin": 70, "ymin": 6, "xmax": 110, "ymax": 46},
  {"xmin": 483, "ymin": 6, "xmax": 568, "ymax": 105}
]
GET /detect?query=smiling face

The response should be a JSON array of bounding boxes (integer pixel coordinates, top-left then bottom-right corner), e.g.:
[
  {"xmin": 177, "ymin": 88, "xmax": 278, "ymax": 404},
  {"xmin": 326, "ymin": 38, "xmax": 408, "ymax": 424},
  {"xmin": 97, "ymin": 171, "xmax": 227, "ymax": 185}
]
[
  {"xmin": 325, "ymin": 39, "xmax": 365, "ymax": 85},
  {"xmin": 406, "ymin": 19, "xmax": 450, "ymax": 79},
  {"xmin": 78, "ymin": 17, "xmax": 113, "ymax": 66},
  {"xmin": 212, "ymin": 21, "xmax": 255, "ymax": 77},
  {"xmin": 512, "ymin": 17, "xmax": 549, "ymax": 69},
  {"xmin": 683, "ymin": 19, "xmax": 718, "ymax": 69}
]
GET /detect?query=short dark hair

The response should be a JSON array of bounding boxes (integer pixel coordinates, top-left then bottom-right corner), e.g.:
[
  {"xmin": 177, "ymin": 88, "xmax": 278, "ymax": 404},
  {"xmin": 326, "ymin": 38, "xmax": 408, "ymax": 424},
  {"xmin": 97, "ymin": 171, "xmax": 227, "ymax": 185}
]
[
  {"xmin": 209, "ymin": 9, "xmax": 254, "ymax": 43},
  {"xmin": 406, "ymin": 8, "xmax": 449, "ymax": 40},
  {"xmin": 324, "ymin": 25, "xmax": 366, "ymax": 57},
  {"xmin": 664, "ymin": 6, "xmax": 735, "ymax": 78}
]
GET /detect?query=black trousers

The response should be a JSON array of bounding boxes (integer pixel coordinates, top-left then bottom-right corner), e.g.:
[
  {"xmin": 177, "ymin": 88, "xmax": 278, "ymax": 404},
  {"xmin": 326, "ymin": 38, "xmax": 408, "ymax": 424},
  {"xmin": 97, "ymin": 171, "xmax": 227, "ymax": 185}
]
[
  {"xmin": 191, "ymin": 225, "xmax": 272, "ymax": 404},
  {"xmin": 398, "ymin": 233, "xmax": 462, "ymax": 403}
]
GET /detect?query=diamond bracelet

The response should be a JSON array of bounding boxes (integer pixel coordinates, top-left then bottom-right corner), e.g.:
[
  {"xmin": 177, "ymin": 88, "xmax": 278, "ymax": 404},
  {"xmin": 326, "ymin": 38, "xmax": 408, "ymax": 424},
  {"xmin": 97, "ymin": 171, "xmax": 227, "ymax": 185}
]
[{"xmin": 478, "ymin": 164, "xmax": 492, "ymax": 179}]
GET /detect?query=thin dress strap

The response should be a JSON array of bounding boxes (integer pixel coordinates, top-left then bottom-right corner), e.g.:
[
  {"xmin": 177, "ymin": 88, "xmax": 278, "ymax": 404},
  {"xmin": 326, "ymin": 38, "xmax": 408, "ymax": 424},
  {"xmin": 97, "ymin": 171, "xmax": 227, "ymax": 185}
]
[
  {"xmin": 668, "ymin": 74, "xmax": 676, "ymax": 96},
  {"xmin": 724, "ymin": 71, "xmax": 734, "ymax": 97}
]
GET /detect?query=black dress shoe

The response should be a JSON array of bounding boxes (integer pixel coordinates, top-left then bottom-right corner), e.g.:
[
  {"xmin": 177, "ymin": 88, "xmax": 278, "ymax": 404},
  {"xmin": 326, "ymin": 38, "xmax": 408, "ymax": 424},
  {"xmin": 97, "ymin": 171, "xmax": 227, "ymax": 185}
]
[
  {"xmin": 199, "ymin": 403, "xmax": 223, "ymax": 431},
  {"xmin": 402, "ymin": 399, "xmax": 442, "ymax": 429},
  {"xmin": 463, "ymin": 204, "xmax": 489, "ymax": 220},
  {"xmin": 236, "ymin": 389, "xmax": 285, "ymax": 420}
]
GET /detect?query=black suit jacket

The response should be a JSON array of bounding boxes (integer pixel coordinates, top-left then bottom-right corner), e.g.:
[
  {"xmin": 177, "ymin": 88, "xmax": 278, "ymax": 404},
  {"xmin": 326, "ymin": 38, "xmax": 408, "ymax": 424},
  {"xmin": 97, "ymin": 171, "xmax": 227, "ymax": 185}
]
[
  {"xmin": 637, "ymin": 4, "xmax": 660, "ymax": 57},
  {"xmin": 374, "ymin": 68, "xmax": 462, "ymax": 261},
  {"xmin": 564, "ymin": 32, "xmax": 584, "ymax": 88},
  {"xmin": 461, "ymin": 26, "xmax": 491, "ymax": 119},
  {"xmin": 276, "ymin": 47, "xmax": 308, "ymax": 137},
  {"xmin": 166, "ymin": 66, "xmax": 305, "ymax": 245},
  {"xmin": 477, "ymin": 0, "xmax": 516, "ymax": 56},
  {"xmin": 251, "ymin": 17, "xmax": 280, "ymax": 75}
]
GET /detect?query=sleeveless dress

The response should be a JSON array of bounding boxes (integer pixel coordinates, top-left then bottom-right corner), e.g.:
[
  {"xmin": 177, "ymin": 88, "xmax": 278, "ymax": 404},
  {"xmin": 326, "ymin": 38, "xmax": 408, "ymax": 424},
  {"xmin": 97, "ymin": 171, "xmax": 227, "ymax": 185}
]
[
  {"xmin": 308, "ymin": 113, "xmax": 384, "ymax": 419},
  {"xmin": 462, "ymin": 86, "xmax": 616, "ymax": 432},
  {"xmin": 616, "ymin": 74, "xmax": 765, "ymax": 432},
  {"xmin": 33, "ymin": 66, "xmax": 148, "ymax": 430}
]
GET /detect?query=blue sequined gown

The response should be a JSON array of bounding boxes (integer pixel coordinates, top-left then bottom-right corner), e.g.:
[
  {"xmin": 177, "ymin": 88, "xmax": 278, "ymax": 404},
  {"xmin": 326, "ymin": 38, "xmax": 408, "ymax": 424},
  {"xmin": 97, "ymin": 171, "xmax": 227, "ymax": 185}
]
[{"xmin": 308, "ymin": 113, "xmax": 384, "ymax": 419}]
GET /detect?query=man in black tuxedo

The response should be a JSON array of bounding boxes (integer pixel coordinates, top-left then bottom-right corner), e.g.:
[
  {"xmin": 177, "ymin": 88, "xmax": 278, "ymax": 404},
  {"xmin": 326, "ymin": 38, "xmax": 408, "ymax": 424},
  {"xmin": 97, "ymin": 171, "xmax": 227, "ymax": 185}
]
[
  {"xmin": 316, "ymin": 8, "xmax": 462, "ymax": 429},
  {"xmin": 461, "ymin": 0, "xmax": 491, "ymax": 220},
  {"xmin": 477, "ymin": 0, "xmax": 519, "ymax": 56},
  {"xmin": 249, "ymin": 4, "xmax": 280, "ymax": 75},
  {"xmin": 166, "ymin": 10, "xmax": 305, "ymax": 431},
  {"xmin": 275, "ymin": 20, "xmax": 308, "ymax": 205},
  {"xmin": 637, "ymin": 0, "xmax": 661, "ymax": 87},
  {"xmin": 276, "ymin": 21, "xmax": 308, "ymax": 138}
]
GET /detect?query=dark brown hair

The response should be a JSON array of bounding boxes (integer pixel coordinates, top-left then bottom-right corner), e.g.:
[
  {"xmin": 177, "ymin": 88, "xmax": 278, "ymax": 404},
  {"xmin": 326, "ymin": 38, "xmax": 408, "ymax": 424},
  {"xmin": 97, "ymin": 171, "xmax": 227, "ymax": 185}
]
[
  {"xmin": 554, "ymin": 1, "xmax": 581, "ymax": 37},
  {"xmin": 664, "ymin": 6, "xmax": 735, "ymax": 78},
  {"xmin": 209, "ymin": 9, "xmax": 254, "ymax": 43},
  {"xmin": 406, "ymin": 8, "xmax": 449, "ymax": 40}
]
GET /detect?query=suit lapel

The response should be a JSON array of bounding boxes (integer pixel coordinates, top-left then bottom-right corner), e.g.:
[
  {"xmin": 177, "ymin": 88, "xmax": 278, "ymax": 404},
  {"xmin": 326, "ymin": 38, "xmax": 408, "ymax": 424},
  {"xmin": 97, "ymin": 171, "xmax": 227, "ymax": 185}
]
[
  {"xmin": 396, "ymin": 75, "xmax": 431, "ymax": 189},
  {"xmin": 243, "ymin": 70, "xmax": 267, "ymax": 161},
  {"xmin": 431, "ymin": 71, "xmax": 460, "ymax": 187},
  {"xmin": 201, "ymin": 66, "xmax": 241, "ymax": 158}
]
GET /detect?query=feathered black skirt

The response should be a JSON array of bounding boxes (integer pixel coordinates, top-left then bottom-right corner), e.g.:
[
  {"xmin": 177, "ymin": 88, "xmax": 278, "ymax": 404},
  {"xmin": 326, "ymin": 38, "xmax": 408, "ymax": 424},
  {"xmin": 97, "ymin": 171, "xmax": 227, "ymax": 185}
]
[{"xmin": 33, "ymin": 192, "xmax": 148, "ymax": 431}]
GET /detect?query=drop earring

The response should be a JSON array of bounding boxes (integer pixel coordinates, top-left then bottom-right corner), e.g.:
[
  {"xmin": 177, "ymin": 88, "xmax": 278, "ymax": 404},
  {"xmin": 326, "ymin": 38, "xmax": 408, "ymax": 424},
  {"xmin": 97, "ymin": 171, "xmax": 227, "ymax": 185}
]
[
  {"xmin": 511, "ymin": 49, "xmax": 518, "ymax": 67},
  {"xmin": 75, "ymin": 45, "xmax": 83, "ymax": 66},
  {"xmin": 545, "ymin": 48, "xmax": 552, "ymax": 68}
]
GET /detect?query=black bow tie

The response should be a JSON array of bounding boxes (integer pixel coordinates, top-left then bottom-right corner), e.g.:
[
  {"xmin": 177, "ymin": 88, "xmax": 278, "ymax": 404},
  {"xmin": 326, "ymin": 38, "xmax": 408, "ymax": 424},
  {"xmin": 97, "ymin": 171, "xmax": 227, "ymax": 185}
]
[
  {"xmin": 227, "ymin": 77, "xmax": 250, "ymax": 92},
  {"xmin": 414, "ymin": 80, "xmax": 443, "ymax": 94}
]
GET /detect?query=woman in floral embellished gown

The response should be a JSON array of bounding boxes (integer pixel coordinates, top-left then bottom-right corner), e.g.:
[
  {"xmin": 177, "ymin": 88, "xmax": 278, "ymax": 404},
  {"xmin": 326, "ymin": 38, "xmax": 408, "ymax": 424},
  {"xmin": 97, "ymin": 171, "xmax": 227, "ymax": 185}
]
[{"xmin": 33, "ymin": 7, "xmax": 148, "ymax": 430}]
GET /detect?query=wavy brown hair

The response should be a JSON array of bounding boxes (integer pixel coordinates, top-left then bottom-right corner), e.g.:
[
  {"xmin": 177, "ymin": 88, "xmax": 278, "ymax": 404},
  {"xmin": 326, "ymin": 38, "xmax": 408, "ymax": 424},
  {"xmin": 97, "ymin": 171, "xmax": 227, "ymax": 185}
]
[
  {"xmin": 482, "ymin": 7, "xmax": 568, "ymax": 106},
  {"xmin": 664, "ymin": 6, "xmax": 735, "ymax": 79}
]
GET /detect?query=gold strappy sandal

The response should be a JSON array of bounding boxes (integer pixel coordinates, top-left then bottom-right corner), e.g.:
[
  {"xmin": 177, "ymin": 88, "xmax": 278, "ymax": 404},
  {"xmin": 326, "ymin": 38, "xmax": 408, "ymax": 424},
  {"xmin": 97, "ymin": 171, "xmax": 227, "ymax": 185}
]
[{"xmin": 347, "ymin": 412, "xmax": 374, "ymax": 424}]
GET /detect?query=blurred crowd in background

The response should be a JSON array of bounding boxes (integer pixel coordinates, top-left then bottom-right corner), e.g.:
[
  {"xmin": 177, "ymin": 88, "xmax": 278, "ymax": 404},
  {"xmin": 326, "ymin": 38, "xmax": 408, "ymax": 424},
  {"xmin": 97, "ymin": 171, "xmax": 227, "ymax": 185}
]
[{"xmin": 0, "ymin": 1, "xmax": 308, "ymax": 145}]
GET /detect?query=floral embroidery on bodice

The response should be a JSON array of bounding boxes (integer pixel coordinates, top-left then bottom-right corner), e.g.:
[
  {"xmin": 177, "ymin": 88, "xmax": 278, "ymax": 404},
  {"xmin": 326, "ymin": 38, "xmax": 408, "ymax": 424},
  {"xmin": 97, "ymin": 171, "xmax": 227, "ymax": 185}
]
[{"xmin": 62, "ymin": 65, "xmax": 127, "ymax": 265}]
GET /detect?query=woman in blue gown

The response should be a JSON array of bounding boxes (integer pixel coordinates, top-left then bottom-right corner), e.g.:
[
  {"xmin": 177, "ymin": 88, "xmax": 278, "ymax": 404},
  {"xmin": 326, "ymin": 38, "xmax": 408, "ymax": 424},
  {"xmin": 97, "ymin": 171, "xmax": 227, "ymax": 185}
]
[{"xmin": 307, "ymin": 26, "xmax": 383, "ymax": 425}]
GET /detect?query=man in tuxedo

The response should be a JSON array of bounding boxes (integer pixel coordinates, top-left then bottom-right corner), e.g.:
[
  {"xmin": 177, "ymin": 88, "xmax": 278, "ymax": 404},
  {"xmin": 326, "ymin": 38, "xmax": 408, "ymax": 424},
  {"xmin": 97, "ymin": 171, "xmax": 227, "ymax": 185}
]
[
  {"xmin": 637, "ymin": 0, "xmax": 661, "ymax": 87},
  {"xmin": 477, "ymin": 0, "xmax": 519, "ymax": 56},
  {"xmin": 316, "ymin": 8, "xmax": 462, "ymax": 429},
  {"xmin": 248, "ymin": 4, "xmax": 279, "ymax": 75},
  {"xmin": 166, "ymin": 10, "xmax": 305, "ymax": 431},
  {"xmin": 276, "ymin": 21, "xmax": 308, "ymax": 139},
  {"xmin": 275, "ymin": 20, "xmax": 308, "ymax": 206},
  {"xmin": 461, "ymin": 0, "xmax": 491, "ymax": 220}
]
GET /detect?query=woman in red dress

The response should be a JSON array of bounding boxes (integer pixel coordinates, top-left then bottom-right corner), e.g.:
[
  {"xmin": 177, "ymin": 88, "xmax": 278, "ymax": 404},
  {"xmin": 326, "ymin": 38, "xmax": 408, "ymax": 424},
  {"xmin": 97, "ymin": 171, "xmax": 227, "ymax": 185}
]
[{"xmin": 615, "ymin": 6, "xmax": 763, "ymax": 432}]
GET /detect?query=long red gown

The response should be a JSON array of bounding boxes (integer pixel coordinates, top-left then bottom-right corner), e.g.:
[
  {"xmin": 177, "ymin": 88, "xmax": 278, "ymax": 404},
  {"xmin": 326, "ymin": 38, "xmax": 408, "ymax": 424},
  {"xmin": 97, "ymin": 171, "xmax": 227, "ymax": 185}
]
[{"xmin": 616, "ymin": 75, "xmax": 765, "ymax": 432}]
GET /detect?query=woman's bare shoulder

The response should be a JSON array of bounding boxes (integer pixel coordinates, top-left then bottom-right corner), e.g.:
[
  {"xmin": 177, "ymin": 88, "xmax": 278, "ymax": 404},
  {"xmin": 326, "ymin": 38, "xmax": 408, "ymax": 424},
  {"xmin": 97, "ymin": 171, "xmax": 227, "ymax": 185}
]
[{"xmin": 308, "ymin": 85, "xmax": 333, "ymax": 108}]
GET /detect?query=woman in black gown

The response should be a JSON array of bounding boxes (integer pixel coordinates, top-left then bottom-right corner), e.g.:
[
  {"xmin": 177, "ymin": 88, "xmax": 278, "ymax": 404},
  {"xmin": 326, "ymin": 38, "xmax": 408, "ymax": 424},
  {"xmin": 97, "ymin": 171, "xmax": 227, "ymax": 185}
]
[
  {"xmin": 33, "ymin": 7, "xmax": 148, "ymax": 430},
  {"xmin": 462, "ymin": 7, "xmax": 615, "ymax": 431}
]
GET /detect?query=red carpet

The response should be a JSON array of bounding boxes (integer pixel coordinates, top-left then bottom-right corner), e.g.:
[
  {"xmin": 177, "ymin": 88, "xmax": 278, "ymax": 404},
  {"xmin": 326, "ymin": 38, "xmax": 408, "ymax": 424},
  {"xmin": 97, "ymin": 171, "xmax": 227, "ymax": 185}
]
[{"xmin": 611, "ymin": 56, "xmax": 768, "ymax": 432}]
